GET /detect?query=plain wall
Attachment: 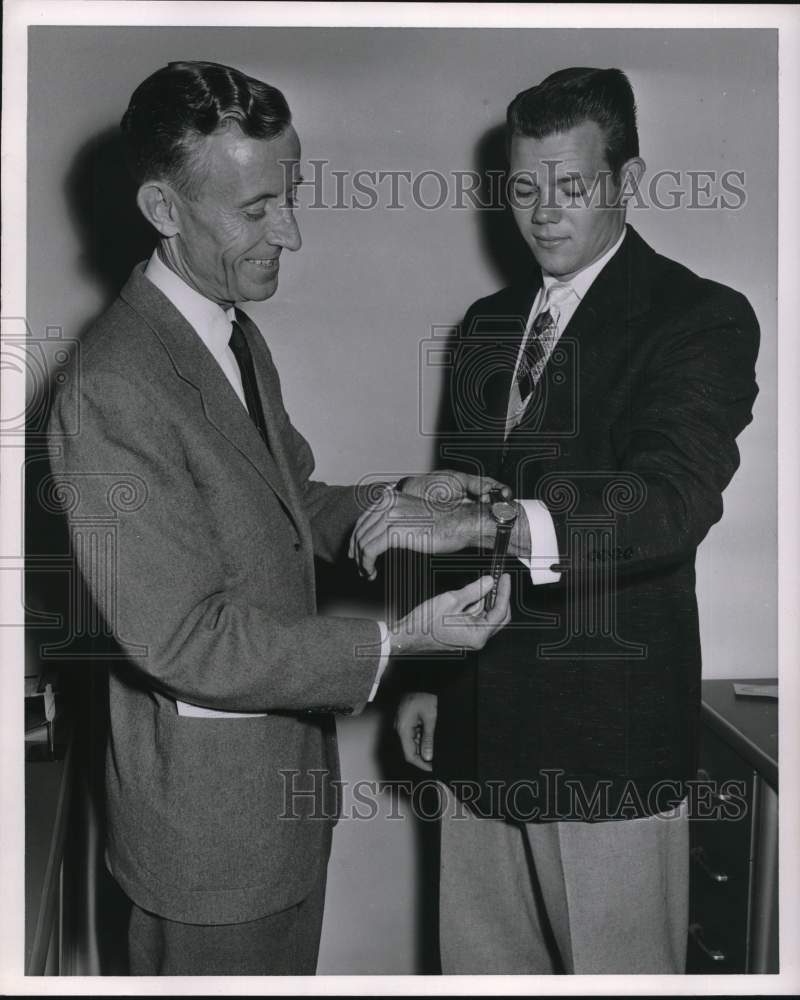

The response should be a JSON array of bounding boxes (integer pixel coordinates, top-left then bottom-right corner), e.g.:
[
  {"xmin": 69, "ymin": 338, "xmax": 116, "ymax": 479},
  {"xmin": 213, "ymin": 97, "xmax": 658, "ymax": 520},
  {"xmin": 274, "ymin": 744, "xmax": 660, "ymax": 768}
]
[{"xmin": 26, "ymin": 26, "xmax": 778, "ymax": 973}]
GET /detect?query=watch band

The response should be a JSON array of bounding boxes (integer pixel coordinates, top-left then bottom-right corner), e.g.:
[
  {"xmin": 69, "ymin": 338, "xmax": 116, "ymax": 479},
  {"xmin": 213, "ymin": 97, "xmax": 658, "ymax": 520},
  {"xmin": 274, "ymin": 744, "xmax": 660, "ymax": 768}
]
[{"xmin": 485, "ymin": 497, "xmax": 518, "ymax": 611}]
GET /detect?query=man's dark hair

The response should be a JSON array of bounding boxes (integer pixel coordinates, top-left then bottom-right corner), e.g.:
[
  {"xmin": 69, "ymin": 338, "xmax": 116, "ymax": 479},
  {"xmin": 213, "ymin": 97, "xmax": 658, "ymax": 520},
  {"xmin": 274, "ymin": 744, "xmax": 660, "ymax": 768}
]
[
  {"xmin": 507, "ymin": 67, "xmax": 638, "ymax": 182},
  {"xmin": 121, "ymin": 60, "xmax": 291, "ymax": 198}
]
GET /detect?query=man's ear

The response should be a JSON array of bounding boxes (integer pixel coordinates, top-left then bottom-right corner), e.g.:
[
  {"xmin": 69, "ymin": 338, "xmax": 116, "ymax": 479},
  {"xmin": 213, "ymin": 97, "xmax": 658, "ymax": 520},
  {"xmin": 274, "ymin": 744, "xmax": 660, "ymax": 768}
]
[
  {"xmin": 136, "ymin": 182, "xmax": 182, "ymax": 237},
  {"xmin": 617, "ymin": 157, "xmax": 646, "ymax": 207}
]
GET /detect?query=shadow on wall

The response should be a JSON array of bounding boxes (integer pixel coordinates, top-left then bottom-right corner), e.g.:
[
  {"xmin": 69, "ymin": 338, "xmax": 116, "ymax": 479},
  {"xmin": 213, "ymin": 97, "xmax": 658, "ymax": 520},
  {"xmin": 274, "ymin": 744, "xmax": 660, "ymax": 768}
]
[
  {"xmin": 28, "ymin": 124, "xmax": 155, "ymax": 695},
  {"xmin": 426, "ymin": 123, "xmax": 537, "ymax": 445},
  {"xmin": 64, "ymin": 125, "xmax": 156, "ymax": 316},
  {"xmin": 474, "ymin": 123, "xmax": 537, "ymax": 290}
]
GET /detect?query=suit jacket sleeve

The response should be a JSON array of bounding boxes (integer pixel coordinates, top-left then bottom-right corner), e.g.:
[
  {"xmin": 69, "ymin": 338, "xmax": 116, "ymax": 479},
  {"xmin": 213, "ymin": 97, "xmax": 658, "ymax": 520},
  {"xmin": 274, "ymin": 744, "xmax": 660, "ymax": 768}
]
[
  {"xmin": 546, "ymin": 288, "xmax": 760, "ymax": 579},
  {"xmin": 47, "ymin": 364, "xmax": 382, "ymax": 714}
]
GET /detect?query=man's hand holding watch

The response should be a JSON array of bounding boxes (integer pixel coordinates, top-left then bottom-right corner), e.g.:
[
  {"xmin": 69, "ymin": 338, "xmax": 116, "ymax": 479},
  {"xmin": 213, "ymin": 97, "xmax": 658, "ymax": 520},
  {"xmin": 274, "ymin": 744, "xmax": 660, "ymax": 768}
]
[
  {"xmin": 347, "ymin": 471, "xmax": 517, "ymax": 658},
  {"xmin": 348, "ymin": 475, "xmax": 525, "ymax": 590}
]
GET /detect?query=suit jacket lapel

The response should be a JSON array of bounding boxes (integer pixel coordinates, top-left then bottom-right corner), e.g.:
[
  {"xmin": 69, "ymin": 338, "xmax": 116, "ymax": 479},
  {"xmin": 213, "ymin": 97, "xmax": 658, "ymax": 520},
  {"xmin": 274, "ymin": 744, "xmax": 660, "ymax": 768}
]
[
  {"xmin": 565, "ymin": 224, "xmax": 651, "ymax": 337},
  {"xmin": 235, "ymin": 308, "xmax": 316, "ymax": 557},
  {"xmin": 119, "ymin": 265, "xmax": 305, "ymax": 536},
  {"xmin": 514, "ymin": 225, "xmax": 653, "ymax": 432}
]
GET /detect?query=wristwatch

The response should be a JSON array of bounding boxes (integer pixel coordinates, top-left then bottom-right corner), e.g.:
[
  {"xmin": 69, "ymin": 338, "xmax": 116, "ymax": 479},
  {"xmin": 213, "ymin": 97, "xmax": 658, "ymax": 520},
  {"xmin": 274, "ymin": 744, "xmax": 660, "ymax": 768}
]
[{"xmin": 485, "ymin": 488, "xmax": 518, "ymax": 611}]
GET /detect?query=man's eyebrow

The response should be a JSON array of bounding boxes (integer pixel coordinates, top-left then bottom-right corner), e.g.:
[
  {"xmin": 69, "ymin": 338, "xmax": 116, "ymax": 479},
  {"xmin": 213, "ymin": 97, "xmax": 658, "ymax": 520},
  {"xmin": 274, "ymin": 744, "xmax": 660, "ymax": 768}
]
[
  {"xmin": 239, "ymin": 192, "xmax": 271, "ymax": 206},
  {"xmin": 238, "ymin": 177, "xmax": 304, "ymax": 208}
]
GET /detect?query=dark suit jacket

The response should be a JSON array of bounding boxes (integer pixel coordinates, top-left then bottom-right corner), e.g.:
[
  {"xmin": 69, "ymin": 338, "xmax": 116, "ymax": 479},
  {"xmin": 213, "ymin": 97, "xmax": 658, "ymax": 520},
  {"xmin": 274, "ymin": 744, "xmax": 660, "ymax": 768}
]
[
  {"xmin": 433, "ymin": 225, "xmax": 760, "ymax": 821},
  {"xmin": 47, "ymin": 265, "xmax": 382, "ymax": 923}
]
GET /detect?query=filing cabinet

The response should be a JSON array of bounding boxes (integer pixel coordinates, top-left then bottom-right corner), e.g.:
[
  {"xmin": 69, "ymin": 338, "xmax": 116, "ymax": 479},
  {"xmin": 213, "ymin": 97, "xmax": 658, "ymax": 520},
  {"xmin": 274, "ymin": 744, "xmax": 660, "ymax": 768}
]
[{"xmin": 687, "ymin": 680, "xmax": 778, "ymax": 974}]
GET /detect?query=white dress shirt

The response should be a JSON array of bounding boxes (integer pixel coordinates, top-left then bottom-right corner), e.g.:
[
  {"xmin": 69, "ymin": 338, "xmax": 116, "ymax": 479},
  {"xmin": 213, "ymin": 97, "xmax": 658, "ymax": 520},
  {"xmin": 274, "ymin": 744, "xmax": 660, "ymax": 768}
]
[
  {"xmin": 143, "ymin": 251, "xmax": 390, "ymax": 712},
  {"xmin": 510, "ymin": 229, "xmax": 627, "ymax": 586}
]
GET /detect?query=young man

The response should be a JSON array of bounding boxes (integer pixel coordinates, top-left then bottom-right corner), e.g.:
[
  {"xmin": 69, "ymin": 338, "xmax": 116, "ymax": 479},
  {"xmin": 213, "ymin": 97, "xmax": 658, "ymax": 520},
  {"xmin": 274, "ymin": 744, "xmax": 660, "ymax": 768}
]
[{"xmin": 357, "ymin": 66, "xmax": 760, "ymax": 974}]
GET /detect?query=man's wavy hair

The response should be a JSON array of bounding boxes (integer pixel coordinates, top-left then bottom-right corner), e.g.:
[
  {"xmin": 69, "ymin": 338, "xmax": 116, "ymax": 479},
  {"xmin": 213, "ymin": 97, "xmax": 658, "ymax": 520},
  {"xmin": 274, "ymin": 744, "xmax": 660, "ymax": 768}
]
[
  {"xmin": 121, "ymin": 60, "xmax": 291, "ymax": 199},
  {"xmin": 507, "ymin": 67, "xmax": 639, "ymax": 183}
]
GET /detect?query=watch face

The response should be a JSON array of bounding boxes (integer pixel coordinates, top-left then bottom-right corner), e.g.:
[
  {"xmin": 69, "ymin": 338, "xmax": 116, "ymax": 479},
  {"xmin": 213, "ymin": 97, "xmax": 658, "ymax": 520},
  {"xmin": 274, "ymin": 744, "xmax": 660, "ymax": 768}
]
[{"xmin": 491, "ymin": 500, "xmax": 518, "ymax": 526}]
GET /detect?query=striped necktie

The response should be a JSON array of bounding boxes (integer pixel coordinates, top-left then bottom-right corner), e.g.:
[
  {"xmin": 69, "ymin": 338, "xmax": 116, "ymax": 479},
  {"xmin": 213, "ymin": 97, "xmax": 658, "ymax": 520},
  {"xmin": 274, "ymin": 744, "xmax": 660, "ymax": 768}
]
[{"xmin": 506, "ymin": 282, "xmax": 573, "ymax": 435}]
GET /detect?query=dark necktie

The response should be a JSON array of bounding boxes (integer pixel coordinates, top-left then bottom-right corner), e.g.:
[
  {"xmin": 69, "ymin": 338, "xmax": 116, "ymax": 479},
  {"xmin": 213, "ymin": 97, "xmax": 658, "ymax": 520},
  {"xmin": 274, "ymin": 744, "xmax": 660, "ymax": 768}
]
[{"xmin": 228, "ymin": 318, "xmax": 270, "ymax": 449}]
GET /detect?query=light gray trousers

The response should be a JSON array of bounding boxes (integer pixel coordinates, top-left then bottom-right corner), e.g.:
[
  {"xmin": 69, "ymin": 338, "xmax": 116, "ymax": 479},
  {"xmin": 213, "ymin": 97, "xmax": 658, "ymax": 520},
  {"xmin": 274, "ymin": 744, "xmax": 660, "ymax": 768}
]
[{"xmin": 439, "ymin": 785, "xmax": 689, "ymax": 975}]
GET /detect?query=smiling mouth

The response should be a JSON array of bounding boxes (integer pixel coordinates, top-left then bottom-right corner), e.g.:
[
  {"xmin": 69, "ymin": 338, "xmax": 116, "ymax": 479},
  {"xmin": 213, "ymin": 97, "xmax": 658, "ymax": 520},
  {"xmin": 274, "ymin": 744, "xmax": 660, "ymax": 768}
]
[{"xmin": 246, "ymin": 258, "xmax": 279, "ymax": 271}]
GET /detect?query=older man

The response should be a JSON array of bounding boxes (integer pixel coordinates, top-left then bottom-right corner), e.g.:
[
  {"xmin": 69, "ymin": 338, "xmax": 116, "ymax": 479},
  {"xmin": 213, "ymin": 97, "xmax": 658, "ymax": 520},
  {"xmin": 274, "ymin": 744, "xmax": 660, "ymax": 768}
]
[
  {"xmin": 47, "ymin": 60, "xmax": 510, "ymax": 975},
  {"xmin": 354, "ymin": 67, "xmax": 760, "ymax": 973}
]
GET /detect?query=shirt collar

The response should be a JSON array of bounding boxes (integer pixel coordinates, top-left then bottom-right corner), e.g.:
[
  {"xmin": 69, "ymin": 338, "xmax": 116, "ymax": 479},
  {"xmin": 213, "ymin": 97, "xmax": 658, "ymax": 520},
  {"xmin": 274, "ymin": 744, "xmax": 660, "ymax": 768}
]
[
  {"xmin": 143, "ymin": 249, "xmax": 236, "ymax": 350},
  {"xmin": 541, "ymin": 227, "xmax": 627, "ymax": 302}
]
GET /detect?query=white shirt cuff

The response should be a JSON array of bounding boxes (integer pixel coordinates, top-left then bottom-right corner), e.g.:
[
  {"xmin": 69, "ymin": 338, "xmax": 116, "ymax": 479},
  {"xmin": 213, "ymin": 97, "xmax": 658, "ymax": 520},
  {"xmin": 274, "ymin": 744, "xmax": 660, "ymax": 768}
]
[
  {"xmin": 516, "ymin": 499, "xmax": 562, "ymax": 585},
  {"xmin": 368, "ymin": 620, "xmax": 392, "ymax": 702}
]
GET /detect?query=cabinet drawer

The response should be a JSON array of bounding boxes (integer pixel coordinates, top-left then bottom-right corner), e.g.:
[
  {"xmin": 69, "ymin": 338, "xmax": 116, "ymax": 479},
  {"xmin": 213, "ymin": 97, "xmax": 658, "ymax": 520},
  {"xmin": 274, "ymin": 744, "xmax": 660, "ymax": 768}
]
[
  {"xmin": 687, "ymin": 724, "xmax": 757, "ymax": 974},
  {"xmin": 688, "ymin": 853, "xmax": 750, "ymax": 973},
  {"xmin": 692, "ymin": 727, "xmax": 754, "ymax": 879},
  {"xmin": 690, "ymin": 806, "xmax": 752, "ymax": 883}
]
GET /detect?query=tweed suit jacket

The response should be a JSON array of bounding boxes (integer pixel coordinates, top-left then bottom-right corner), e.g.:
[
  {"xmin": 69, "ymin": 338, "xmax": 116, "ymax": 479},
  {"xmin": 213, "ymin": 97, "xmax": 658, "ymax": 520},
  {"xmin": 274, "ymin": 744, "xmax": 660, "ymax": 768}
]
[
  {"xmin": 432, "ymin": 225, "xmax": 760, "ymax": 821},
  {"xmin": 48, "ymin": 264, "xmax": 382, "ymax": 923}
]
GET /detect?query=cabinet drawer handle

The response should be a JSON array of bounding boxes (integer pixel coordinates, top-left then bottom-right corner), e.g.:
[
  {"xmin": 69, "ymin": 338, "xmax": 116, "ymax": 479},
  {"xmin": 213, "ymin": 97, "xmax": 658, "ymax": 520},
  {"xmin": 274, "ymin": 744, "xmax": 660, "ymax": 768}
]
[
  {"xmin": 689, "ymin": 923, "xmax": 726, "ymax": 963},
  {"xmin": 690, "ymin": 846, "xmax": 729, "ymax": 883},
  {"xmin": 695, "ymin": 768, "xmax": 736, "ymax": 803}
]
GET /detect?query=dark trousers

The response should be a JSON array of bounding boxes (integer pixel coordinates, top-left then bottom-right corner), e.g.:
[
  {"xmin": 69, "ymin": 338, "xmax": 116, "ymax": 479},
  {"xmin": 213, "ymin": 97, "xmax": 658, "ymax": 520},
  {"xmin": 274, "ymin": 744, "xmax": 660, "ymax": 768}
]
[{"xmin": 127, "ymin": 874, "xmax": 327, "ymax": 975}]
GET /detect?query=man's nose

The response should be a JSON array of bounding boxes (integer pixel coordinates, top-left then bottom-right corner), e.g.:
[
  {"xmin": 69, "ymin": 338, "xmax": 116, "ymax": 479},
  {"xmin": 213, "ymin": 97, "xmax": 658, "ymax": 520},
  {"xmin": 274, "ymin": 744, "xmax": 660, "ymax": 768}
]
[
  {"xmin": 267, "ymin": 207, "xmax": 302, "ymax": 252},
  {"xmin": 532, "ymin": 197, "xmax": 561, "ymax": 226}
]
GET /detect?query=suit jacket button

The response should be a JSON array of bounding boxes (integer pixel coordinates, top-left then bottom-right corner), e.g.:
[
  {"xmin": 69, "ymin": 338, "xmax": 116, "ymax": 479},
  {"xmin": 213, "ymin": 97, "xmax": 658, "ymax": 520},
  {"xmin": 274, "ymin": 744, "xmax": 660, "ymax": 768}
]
[{"xmin": 293, "ymin": 540, "xmax": 301, "ymax": 550}]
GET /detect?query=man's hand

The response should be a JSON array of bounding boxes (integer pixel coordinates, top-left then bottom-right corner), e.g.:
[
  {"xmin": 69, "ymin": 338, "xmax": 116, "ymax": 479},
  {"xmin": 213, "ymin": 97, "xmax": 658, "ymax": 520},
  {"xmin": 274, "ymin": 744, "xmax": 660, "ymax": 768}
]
[
  {"xmin": 349, "ymin": 490, "xmax": 483, "ymax": 581},
  {"xmin": 397, "ymin": 469, "xmax": 511, "ymax": 506},
  {"xmin": 395, "ymin": 693, "xmax": 438, "ymax": 771},
  {"xmin": 389, "ymin": 573, "xmax": 511, "ymax": 657}
]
